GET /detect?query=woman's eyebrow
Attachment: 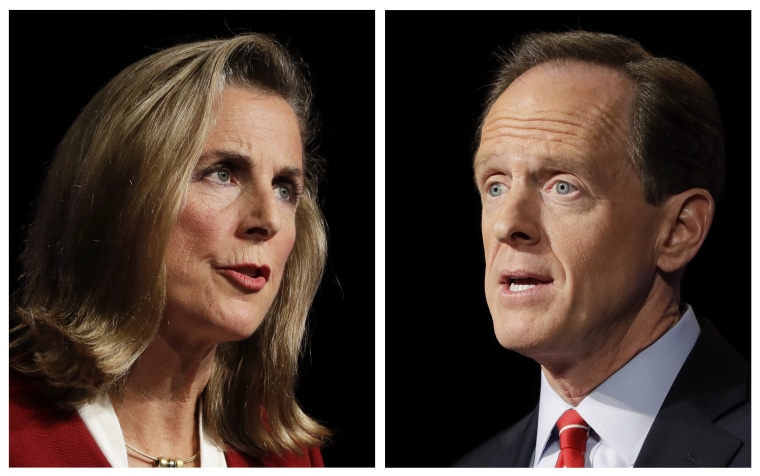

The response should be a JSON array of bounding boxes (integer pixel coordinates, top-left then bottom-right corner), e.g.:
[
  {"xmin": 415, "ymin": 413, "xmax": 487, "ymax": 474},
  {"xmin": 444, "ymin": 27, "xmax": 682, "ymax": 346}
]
[
  {"xmin": 197, "ymin": 149, "xmax": 251, "ymax": 167},
  {"xmin": 277, "ymin": 166, "xmax": 304, "ymax": 180},
  {"xmin": 197, "ymin": 149, "xmax": 305, "ymax": 180}
]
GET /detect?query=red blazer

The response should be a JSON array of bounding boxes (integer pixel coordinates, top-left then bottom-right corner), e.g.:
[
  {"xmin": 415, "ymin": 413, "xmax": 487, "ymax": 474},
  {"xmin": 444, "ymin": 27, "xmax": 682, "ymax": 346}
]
[{"xmin": 9, "ymin": 370, "xmax": 324, "ymax": 467}]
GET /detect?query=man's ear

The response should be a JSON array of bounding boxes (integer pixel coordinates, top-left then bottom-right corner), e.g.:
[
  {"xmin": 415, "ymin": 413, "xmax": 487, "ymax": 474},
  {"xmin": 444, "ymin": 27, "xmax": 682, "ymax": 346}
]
[{"xmin": 656, "ymin": 188, "xmax": 715, "ymax": 273}]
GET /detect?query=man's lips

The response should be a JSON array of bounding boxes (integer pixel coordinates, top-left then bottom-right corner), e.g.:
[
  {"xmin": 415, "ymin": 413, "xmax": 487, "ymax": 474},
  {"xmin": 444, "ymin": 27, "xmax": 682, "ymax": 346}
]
[
  {"xmin": 499, "ymin": 270, "xmax": 553, "ymax": 292},
  {"xmin": 218, "ymin": 264, "xmax": 271, "ymax": 292}
]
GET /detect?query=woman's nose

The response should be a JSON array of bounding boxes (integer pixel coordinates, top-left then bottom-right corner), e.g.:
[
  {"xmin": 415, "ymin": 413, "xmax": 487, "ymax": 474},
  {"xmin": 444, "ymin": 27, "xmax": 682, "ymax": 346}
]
[{"xmin": 238, "ymin": 186, "xmax": 282, "ymax": 241}]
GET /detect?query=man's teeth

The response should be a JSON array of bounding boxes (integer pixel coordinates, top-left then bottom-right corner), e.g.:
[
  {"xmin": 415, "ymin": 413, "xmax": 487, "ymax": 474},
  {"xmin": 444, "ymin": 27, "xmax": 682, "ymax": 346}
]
[{"xmin": 510, "ymin": 282, "xmax": 536, "ymax": 292}]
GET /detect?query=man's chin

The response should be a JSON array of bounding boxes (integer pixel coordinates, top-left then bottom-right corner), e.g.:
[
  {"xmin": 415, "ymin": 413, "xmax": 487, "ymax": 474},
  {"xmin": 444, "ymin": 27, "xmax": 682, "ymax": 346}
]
[{"xmin": 491, "ymin": 313, "xmax": 545, "ymax": 352}]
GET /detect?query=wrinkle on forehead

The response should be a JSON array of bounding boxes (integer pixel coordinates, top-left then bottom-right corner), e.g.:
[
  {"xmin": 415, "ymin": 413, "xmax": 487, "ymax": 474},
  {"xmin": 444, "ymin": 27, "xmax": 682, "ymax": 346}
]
[
  {"xmin": 480, "ymin": 112, "xmax": 602, "ymax": 158},
  {"xmin": 476, "ymin": 61, "xmax": 634, "ymax": 175}
]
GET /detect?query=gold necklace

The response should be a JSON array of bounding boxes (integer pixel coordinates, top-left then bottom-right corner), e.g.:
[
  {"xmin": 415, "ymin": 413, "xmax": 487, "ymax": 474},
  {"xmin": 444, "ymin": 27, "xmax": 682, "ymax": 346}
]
[{"xmin": 125, "ymin": 441, "xmax": 200, "ymax": 468}]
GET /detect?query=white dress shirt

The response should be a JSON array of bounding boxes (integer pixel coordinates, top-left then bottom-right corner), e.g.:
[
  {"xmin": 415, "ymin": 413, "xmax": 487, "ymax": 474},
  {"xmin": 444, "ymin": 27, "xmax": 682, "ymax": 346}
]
[
  {"xmin": 78, "ymin": 394, "xmax": 227, "ymax": 467},
  {"xmin": 533, "ymin": 305, "xmax": 701, "ymax": 467}
]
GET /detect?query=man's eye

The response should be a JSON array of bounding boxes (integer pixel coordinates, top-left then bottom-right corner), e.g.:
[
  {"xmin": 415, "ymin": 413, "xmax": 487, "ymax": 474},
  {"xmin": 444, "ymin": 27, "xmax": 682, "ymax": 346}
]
[
  {"xmin": 487, "ymin": 183, "xmax": 506, "ymax": 197},
  {"xmin": 554, "ymin": 181, "xmax": 576, "ymax": 195}
]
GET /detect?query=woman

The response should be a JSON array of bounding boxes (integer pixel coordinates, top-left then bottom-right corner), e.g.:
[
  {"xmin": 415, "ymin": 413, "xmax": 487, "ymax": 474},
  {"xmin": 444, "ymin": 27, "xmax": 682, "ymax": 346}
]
[{"xmin": 10, "ymin": 32, "xmax": 329, "ymax": 467}]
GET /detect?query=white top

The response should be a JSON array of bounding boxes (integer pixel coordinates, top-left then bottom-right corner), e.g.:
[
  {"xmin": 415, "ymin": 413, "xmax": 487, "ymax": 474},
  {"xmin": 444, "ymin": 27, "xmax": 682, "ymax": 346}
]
[
  {"xmin": 533, "ymin": 305, "xmax": 701, "ymax": 467},
  {"xmin": 77, "ymin": 393, "xmax": 228, "ymax": 467}
]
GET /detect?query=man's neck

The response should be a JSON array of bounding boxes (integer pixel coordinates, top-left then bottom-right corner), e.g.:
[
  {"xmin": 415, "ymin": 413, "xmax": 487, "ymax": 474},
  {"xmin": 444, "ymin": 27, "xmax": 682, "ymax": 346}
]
[{"xmin": 540, "ymin": 302, "xmax": 682, "ymax": 406}]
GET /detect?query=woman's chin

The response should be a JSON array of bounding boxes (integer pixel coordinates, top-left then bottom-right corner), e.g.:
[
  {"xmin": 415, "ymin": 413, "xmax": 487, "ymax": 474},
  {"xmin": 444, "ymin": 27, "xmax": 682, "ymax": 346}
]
[
  {"xmin": 160, "ymin": 312, "xmax": 266, "ymax": 349},
  {"xmin": 208, "ymin": 317, "xmax": 266, "ymax": 344}
]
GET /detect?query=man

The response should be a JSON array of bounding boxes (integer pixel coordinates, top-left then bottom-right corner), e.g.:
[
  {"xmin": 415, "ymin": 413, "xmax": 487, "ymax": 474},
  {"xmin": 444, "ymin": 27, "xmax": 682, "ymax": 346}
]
[{"xmin": 454, "ymin": 30, "xmax": 750, "ymax": 468}]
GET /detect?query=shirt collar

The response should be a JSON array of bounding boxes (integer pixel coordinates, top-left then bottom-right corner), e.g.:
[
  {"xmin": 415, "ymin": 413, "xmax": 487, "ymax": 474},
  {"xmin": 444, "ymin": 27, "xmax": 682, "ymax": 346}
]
[
  {"xmin": 78, "ymin": 393, "xmax": 227, "ymax": 467},
  {"xmin": 534, "ymin": 305, "xmax": 700, "ymax": 467}
]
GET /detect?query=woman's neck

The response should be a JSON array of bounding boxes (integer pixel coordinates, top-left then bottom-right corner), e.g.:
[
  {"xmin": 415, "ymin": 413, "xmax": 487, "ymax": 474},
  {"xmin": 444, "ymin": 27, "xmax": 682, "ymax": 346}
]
[{"xmin": 110, "ymin": 336, "xmax": 217, "ymax": 467}]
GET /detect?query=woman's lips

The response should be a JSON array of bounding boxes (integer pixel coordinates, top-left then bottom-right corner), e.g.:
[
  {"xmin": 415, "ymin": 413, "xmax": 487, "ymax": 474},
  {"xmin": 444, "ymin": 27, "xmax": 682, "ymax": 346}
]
[{"xmin": 219, "ymin": 265, "xmax": 270, "ymax": 292}]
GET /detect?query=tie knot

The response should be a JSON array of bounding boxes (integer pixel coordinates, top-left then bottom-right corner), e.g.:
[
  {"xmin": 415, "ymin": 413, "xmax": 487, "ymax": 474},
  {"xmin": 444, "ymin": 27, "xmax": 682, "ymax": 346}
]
[
  {"xmin": 557, "ymin": 409, "xmax": 588, "ymax": 434},
  {"xmin": 555, "ymin": 409, "xmax": 589, "ymax": 467}
]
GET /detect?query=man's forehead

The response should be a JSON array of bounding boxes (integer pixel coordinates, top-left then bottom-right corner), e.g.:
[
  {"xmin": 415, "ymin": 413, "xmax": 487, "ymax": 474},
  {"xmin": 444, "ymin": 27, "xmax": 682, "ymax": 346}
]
[
  {"xmin": 476, "ymin": 62, "xmax": 633, "ymax": 161},
  {"xmin": 484, "ymin": 60, "xmax": 634, "ymax": 124}
]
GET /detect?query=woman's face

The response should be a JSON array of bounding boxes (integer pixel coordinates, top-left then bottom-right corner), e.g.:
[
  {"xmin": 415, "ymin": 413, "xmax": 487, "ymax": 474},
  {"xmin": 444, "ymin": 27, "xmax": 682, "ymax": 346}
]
[{"xmin": 163, "ymin": 85, "xmax": 303, "ymax": 348}]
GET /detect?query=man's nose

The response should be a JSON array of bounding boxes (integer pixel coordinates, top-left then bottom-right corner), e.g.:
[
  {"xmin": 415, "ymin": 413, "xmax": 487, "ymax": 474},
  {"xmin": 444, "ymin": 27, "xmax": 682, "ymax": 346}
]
[{"xmin": 492, "ymin": 184, "xmax": 541, "ymax": 247}]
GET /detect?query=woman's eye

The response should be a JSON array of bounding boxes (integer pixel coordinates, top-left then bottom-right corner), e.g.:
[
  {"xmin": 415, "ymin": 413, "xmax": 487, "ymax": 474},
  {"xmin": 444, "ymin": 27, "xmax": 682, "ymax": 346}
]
[
  {"xmin": 553, "ymin": 181, "xmax": 577, "ymax": 195},
  {"xmin": 487, "ymin": 182, "xmax": 506, "ymax": 198},
  {"xmin": 274, "ymin": 181, "xmax": 301, "ymax": 205},
  {"xmin": 212, "ymin": 167, "xmax": 231, "ymax": 183},
  {"xmin": 198, "ymin": 165, "xmax": 234, "ymax": 184},
  {"xmin": 275, "ymin": 184, "xmax": 291, "ymax": 201}
]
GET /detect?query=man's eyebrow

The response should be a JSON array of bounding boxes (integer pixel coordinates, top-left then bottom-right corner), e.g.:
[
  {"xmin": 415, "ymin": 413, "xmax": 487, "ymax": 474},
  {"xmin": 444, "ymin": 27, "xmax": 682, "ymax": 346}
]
[
  {"xmin": 473, "ymin": 151, "xmax": 494, "ymax": 175},
  {"xmin": 473, "ymin": 151, "xmax": 601, "ymax": 181}
]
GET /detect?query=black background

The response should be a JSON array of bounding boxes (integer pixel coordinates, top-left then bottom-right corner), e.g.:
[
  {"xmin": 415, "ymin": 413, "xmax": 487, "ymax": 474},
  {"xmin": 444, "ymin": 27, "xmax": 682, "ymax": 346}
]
[
  {"xmin": 9, "ymin": 10, "xmax": 375, "ymax": 468},
  {"xmin": 385, "ymin": 10, "xmax": 751, "ymax": 467}
]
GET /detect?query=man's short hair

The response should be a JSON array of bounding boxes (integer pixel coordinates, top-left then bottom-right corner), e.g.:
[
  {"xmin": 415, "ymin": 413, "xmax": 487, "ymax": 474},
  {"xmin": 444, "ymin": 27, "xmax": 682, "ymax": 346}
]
[{"xmin": 478, "ymin": 30, "xmax": 725, "ymax": 205}]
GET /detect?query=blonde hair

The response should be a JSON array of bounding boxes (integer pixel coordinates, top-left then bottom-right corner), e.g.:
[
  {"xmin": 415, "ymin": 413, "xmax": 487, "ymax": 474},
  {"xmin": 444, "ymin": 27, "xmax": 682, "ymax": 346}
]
[{"xmin": 11, "ymin": 33, "xmax": 329, "ymax": 457}]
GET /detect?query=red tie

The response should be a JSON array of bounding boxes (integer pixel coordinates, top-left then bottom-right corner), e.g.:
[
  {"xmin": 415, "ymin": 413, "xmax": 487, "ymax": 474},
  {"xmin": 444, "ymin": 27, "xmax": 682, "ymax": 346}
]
[{"xmin": 555, "ymin": 409, "xmax": 590, "ymax": 468}]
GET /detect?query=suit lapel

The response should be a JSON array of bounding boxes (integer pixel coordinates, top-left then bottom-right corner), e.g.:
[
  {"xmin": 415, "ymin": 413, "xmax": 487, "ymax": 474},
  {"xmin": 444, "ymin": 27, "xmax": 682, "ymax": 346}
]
[
  {"xmin": 496, "ymin": 408, "xmax": 538, "ymax": 467},
  {"xmin": 635, "ymin": 319, "xmax": 749, "ymax": 467}
]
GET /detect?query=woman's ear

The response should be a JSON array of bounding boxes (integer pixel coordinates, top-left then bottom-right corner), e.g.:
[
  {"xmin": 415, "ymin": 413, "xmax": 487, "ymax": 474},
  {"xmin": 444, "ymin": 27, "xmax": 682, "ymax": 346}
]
[{"xmin": 656, "ymin": 188, "xmax": 715, "ymax": 273}]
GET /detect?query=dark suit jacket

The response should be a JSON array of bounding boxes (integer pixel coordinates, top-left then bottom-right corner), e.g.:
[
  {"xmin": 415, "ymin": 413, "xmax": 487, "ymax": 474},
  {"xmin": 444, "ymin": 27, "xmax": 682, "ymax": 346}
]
[{"xmin": 453, "ymin": 318, "xmax": 750, "ymax": 467}]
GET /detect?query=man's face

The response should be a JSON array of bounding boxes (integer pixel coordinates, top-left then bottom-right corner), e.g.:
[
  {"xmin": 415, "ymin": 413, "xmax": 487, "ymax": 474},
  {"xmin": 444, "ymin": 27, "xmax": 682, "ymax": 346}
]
[{"xmin": 475, "ymin": 61, "xmax": 666, "ymax": 366}]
